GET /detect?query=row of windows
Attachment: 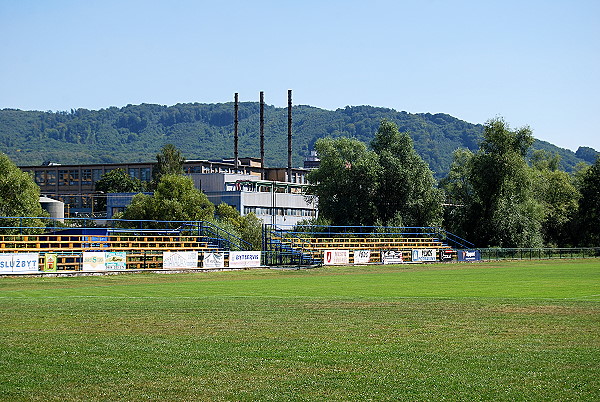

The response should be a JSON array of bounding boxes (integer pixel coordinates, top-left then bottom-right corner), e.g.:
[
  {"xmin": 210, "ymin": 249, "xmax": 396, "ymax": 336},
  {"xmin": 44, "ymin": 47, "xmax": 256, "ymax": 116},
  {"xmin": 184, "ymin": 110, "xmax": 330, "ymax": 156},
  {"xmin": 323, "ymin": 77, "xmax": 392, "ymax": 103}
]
[
  {"xmin": 244, "ymin": 206, "xmax": 316, "ymax": 217},
  {"xmin": 32, "ymin": 168, "xmax": 152, "ymax": 187}
]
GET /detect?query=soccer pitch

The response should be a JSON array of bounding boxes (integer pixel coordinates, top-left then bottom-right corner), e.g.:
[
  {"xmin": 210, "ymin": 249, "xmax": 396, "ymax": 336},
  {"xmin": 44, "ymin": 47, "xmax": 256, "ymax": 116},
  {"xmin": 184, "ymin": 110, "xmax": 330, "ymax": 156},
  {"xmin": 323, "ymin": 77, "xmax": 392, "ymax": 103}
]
[{"xmin": 1, "ymin": 260, "xmax": 598, "ymax": 400}]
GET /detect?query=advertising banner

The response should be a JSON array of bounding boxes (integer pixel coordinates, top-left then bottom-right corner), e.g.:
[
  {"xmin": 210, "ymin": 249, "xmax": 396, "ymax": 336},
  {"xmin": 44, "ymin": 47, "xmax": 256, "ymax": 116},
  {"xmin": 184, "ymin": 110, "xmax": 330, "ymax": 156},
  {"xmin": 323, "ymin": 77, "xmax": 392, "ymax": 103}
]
[
  {"xmin": 105, "ymin": 252, "xmax": 127, "ymax": 270},
  {"xmin": 163, "ymin": 251, "xmax": 199, "ymax": 269},
  {"xmin": 382, "ymin": 250, "xmax": 403, "ymax": 264},
  {"xmin": 457, "ymin": 250, "xmax": 481, "ymax": 262},
  {"xmin": 0, "ymin": 253, "xmax": 39, "ymax": 273},
  {"xmin": 203, "ymin": 252, "xmax": 225, "ymax": 269},
  {"xmin": 411, "ymin": 248, "xmax": 437, "ymax": 262},
  {"xmin": 323, "ymin": 250, "xmax": 350, "ymax": 265},
  {"xmin": 440, "ymin": 249, "xmax": 454, "ymax": 262},
  {"xmin": 229, "ymin": 251, "xmax": 261, "ymax": 268},
  {"xmin": 82, "ymin": 252, "xmax": 106, "ymax": 271},
  {"xmin": 43, "ymin": 253, "xmax": 58, "ymax": 272},
  {"xmin": 353, "ymin": 250, "xmax": 371, "ymax": 265}
]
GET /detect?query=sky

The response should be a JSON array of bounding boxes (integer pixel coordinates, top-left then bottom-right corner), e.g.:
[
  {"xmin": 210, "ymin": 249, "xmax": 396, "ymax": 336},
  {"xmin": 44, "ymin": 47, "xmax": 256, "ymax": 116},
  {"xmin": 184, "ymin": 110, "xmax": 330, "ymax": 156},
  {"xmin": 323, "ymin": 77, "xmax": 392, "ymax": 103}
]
[{"xmin": 1, "ymin": 0, "xmax": 599, "ymax": 152}]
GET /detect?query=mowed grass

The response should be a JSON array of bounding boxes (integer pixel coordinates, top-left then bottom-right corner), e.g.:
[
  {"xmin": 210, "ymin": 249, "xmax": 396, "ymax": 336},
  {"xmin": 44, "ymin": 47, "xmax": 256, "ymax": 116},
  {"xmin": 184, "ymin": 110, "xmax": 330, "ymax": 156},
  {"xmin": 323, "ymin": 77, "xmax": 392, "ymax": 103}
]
[{"xmin": 0, "ymin": 260, "xmax": 598, "ymax": 401}]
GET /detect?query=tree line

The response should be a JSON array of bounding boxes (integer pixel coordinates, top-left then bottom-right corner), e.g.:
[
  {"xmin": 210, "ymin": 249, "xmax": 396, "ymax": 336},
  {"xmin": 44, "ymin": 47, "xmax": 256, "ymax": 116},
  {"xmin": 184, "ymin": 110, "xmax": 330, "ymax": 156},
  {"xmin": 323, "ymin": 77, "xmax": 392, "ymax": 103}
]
[{"xmin": 305, "ymin": 118, "xmax": 599, "ymax": 248}]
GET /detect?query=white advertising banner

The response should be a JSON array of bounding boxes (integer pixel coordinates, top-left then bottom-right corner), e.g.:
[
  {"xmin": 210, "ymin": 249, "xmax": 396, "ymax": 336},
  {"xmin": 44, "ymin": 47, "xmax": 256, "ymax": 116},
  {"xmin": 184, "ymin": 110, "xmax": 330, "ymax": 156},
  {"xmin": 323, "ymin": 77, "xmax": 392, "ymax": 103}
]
[
  {"xmin": 229, "ymin": 251, "xmax": 261, "ymax": 268},
  {"xmin": 163, "ymin": 251, "xmax": 198, "ymax": 269},
  {"xmin": 105, "ymin": 252, "xmax": 127, "ymax": 270},
  {"xmin": 411, "ymin": 249, "xmax": 437, "ymax": 262},
  {"xmin": 353, "ymin": 250, "xmax": 371, "ymax": 265},
  {"xmin": 0, "ymin": 253, "xmax": 39, "ymax": 273},
  {"xmin": 83, "ymin": 252, "xmax": 127, "ymax": 271},
  {"xmin": 323, "ymin": 250, "xmax": 350, "ymax": 265},
  {"xmin": 82, "ymin": 252, "xmax": 107, "ymax": 271},
  {"xmin": 203, "ymin": 252, "xmax": 225, "ymax": 269},
  {"xmin": 382, "ymin": 250, "xmax": 404, "ymax": 264}
]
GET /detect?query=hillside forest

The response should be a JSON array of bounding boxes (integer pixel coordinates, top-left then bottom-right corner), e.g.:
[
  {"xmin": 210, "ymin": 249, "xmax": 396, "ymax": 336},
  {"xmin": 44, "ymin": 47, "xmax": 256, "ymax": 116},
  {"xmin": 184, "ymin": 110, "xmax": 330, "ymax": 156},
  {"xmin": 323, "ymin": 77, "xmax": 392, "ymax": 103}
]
[{"xmin": 1, "ymin": 103, "xmax": 597, "ymax": 178}]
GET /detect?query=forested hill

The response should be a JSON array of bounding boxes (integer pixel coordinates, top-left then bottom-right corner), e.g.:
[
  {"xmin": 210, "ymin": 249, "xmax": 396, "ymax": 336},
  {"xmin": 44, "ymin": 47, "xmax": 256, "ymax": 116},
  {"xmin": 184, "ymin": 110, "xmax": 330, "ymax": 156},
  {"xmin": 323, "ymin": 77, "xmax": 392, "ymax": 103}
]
[{"xmin": 0, "ymin": 103, "xmax": 594, "ymax": 177}]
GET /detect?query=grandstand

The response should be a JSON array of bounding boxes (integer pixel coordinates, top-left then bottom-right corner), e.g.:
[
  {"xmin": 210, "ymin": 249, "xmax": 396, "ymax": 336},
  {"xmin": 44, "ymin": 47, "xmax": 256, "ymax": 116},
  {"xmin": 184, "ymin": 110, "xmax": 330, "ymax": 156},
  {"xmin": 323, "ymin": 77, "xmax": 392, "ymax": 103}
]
[
  {"xmin": 0, "ymin": 218, "xmax": 251, "ymax": 272},
  {"xmin": 1, "ymin": 217, "xmax": 480, "ymax": 273},
  {"xmin": 263, "ymin": 225, "xmax": 475, "ymax": 265}
]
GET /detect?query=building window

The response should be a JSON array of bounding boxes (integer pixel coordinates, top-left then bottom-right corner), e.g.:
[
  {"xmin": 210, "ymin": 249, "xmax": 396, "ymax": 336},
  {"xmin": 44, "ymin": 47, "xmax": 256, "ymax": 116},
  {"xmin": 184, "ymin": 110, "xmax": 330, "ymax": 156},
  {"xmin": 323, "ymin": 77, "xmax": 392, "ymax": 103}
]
[
  {"xmin": 81, "ymin": 195, "xmax": 92, "ymax": 208},
  {"xmin": 47, "ymin": 171, "xmax": 56, "ymax": 186},
  {"xmin": 129, "ymin": 168, "xmax": 139, "ymax": 179},
  {"xmin": 82, "ymin": 169, "xmax": 92, "ymax": 185},
  {"xmin": 58, "ymin": 170, "xmax": 68, "ymax": 186},
  {"xmin": 92, "ymin": 169, "xmax": 103, "ymax": 183},
  {"xmin": 69, "ymin": 170, "xmax": 79, "ymax": 186},
  {"xmin": 140, "ymin": 167, "xmax": 151, "ymax": 182},
  {"xmin": 35, "ymin": 171, "xmax": 45, "ymax": 185}
]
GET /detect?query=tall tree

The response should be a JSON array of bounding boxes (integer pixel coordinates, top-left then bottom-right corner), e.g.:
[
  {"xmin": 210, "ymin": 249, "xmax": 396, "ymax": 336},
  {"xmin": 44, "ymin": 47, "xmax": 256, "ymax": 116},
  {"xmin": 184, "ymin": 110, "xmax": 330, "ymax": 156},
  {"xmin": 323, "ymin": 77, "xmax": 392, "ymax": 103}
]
[
  {"xmin": 443, "ymin": 117, "xmax": 544, "ymax": 247},
  {"xmin": 371, "ymin": 120, "xmax": 443, "ymax": 227},
  {"xmin": 439, "ymin": 148, "xmax": 475, "ymax": 239},
  {"xmin": 530, "ymin": 150, "xmax": 579, "ymax": 246},
  {"xmin": 151, "ymin": 144, "xmax": 185, "ymax": 185},
  {"xmin": 307, "ymin": 137, "xmax": 380, "ymax": 226},
  {"xmin": 0, "ymin": 153, "xmax": 47, "ymax": 233},
  {"xmin": 575, "ymin": 156, "xmax": 600, "ymax": 246}
]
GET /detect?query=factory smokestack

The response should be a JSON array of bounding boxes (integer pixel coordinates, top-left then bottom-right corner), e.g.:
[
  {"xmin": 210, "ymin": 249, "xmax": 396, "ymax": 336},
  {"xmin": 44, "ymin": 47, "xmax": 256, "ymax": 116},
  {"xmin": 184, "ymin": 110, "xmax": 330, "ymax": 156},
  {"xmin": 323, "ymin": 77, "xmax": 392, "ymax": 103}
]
[
  {"xmin": 260, "ymin": 91, "xmax": 265, "ymax": 179},
  {"xmin": 234, "ymin": 92, "xmax": 239, "ymax": 172},
  {"xmin": 287, "ymin": 89, "xmax": 292, "ymax": 183}
]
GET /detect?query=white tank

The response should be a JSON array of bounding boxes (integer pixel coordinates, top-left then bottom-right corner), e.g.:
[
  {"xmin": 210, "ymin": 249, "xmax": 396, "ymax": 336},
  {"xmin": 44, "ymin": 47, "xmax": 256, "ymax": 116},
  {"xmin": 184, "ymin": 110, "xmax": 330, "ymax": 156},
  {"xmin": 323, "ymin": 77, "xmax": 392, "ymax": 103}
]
[{"xmin": 39, "ymin": 196, "xmax": 64, "ymax": 223}]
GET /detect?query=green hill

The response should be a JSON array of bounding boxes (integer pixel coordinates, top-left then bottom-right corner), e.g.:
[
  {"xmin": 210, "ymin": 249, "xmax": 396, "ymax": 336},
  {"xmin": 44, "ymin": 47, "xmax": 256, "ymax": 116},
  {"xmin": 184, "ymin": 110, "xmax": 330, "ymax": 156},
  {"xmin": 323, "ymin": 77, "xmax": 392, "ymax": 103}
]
[{"xmin": 0, "ymin": 103, "xmax": 593, "ymax": 177}]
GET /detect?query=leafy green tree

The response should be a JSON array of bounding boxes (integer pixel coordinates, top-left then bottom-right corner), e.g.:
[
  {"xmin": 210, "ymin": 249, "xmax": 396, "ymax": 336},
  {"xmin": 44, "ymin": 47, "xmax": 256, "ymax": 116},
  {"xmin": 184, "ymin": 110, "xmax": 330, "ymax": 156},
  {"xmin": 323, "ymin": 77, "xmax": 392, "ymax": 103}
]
[
  {"xmin": 571, "ymin": 162, "xmax": 591, "ymax": 190},
  {"xmin": 444, "ymin": 117, "xmax": 544, "ymax": 247},
  {"xmin": 307, "ymin": 137, "xmax": 380, "ymax": 226},
  {"xmin": 120, "ymin": 174, "xmax": 214, "ymax": 227},
  {"xmin": 0, "ymin": 153, "xmax": 48, "ymax": 233},
  {"xmin": 575, "ymin": 156, "xmax": 600, "ymax": 246},
  {"xmin": 237, "ymin": 213, "xmax": 263, "ymax": 251},
  {"xmin": 530, "ymin": 150, "xmax": 579, "ymax": 246},
  {"xmin": 439, "ymin": 148, "xmax": 475, "ymax": 238},
  {"xmin": 308, "ymin": 121, "xmax": 443, "ymax": 228},
  {"xmin": 95, "ymin": 168, "xmax": 145, "ymax": 197},
  {"xmin": 94, "ymin": 168, "xmax": 145, "ymax": 211},
  {"xmin": 214, "ymin": 202, "xmax": 262, "ymax": 250},
  {"xmin": 293, "ymin": 216, "xmax": 333, "ymax": 233},
  {"xmin": 151, "ymin": 144, "xmax": 185, "ymax": 186},
  {"xmin": 371, "ymin": 120, "xmax": 443, "ymax": 227}
]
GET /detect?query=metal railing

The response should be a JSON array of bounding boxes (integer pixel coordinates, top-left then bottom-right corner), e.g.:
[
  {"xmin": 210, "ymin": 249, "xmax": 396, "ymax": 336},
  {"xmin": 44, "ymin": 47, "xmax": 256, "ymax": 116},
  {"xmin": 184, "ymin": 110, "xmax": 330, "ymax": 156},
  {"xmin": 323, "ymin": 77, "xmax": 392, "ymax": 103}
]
[
  {"xmin": 478, "ymin": 247, "xmax": 600, "ymax": 261},
  {"xmin": 0, "ymin": 216, "xmax": 251, "ymax": 252}
]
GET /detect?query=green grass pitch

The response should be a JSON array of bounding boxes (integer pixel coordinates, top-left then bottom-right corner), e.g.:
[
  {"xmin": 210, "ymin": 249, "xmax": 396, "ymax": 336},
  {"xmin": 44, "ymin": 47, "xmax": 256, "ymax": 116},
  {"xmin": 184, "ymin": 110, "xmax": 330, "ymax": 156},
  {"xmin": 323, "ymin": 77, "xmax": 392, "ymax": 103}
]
[{"xmin": 0, "ymin": 259, "xmax": 599, "ymax": 400}]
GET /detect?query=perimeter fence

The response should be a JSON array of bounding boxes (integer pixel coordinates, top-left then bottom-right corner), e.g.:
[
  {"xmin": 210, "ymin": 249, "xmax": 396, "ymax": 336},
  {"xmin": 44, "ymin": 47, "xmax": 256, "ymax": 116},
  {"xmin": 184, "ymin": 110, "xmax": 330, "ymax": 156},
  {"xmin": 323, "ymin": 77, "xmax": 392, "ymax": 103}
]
[{"xmin": 478, "ymin": 247, "xmax": 600, "ymax": 261}]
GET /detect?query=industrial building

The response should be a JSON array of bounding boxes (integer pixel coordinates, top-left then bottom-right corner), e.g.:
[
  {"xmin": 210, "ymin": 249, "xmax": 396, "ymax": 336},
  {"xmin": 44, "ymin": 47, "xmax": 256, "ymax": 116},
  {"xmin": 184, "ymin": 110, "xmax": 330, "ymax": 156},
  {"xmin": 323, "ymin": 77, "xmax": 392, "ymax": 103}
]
[
  {"xmin": 19, "ymin": 90, "xmax": 319, "ymax": 226},
  {"xmin": 21, "ymin": 158, "xmax": 317, "ymax": 226}
]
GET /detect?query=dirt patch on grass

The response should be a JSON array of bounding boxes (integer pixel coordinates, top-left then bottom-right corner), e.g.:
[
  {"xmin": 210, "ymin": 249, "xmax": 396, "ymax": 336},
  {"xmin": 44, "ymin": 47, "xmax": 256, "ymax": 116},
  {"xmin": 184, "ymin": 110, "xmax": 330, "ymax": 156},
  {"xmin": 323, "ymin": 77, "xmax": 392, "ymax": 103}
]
[{"xmin": 491, "ymin": 304, "xmax": 598, "ymax": 315}]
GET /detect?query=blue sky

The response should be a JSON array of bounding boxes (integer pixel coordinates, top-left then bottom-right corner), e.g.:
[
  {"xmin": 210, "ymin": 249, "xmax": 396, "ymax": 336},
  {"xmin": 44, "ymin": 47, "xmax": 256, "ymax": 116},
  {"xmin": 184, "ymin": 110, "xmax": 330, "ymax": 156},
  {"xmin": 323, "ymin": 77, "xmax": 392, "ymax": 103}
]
[{"xmin": 1, "ymin": 0, "xmax": 598, "ymax": 152}]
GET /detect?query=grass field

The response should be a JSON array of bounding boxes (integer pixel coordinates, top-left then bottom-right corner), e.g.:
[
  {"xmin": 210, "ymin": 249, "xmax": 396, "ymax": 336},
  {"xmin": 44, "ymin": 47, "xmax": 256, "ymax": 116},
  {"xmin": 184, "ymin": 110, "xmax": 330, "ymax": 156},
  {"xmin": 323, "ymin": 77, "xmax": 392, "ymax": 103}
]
[{"xmin": 0, "ymin": 260, "xmax": 599, "ymax": 401}]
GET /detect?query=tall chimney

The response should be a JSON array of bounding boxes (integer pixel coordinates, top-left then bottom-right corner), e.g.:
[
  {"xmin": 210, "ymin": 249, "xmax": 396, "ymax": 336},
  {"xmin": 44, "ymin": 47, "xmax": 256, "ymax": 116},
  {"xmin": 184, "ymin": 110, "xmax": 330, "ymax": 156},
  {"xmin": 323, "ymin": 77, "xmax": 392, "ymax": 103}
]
[
  {"xmin": 287, "ymin": 89, "xmax": 292, "ymax": 183},
  {"xmin": 260, "ymin": 91, "xmax": 265, "ymax": 180},
  {"xmin": 234, "ymin": 92, "xmax": 239, "ymax": 172}
]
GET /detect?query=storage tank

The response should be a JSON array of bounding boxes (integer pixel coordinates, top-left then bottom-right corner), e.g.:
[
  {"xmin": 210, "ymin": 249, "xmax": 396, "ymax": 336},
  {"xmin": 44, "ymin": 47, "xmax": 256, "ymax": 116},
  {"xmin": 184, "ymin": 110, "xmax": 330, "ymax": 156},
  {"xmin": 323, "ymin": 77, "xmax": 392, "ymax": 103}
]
[{"xmin": 39, "ymin": 196, "xmax": 64, "ymax": 223}]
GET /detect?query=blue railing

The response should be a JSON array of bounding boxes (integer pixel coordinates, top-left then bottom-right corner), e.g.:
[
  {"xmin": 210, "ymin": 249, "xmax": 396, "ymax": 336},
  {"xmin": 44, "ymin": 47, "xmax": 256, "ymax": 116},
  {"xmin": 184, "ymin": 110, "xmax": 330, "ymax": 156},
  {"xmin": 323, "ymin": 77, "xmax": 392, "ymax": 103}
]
[
  {"xmin": 0, "ymin": 216, "xmax": 251, "ymax": 251},
  {"xmin": 433, "ymin": 228, "xmax": 476, "ymax": 249},
  {"xmin": 262, "ymin": 224, "xmax": 472, "ymax": 266}
]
